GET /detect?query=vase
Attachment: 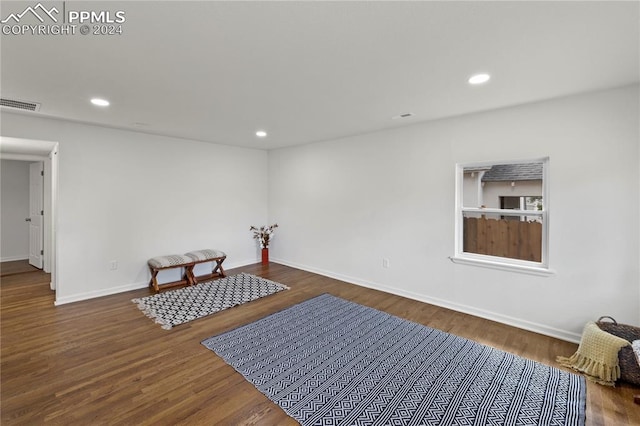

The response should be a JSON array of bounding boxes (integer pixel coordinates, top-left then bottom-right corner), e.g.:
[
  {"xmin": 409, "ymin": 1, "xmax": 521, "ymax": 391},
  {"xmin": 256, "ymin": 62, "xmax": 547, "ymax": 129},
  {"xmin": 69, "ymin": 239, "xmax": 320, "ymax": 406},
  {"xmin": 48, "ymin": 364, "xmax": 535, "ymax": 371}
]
[{"xmin": 261, "ymin": 248, "xmax": 269, "ymax": 265}]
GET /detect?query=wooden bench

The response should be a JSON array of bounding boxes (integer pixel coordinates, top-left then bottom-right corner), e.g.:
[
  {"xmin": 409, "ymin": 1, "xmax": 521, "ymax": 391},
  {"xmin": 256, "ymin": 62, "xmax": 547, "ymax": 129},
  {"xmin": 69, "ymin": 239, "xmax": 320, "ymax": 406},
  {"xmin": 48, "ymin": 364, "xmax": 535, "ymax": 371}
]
[
  {"xmin": 147, "ymin": 249, "xmax": 226, "ymax": 293},
  {"xmin": 184, "ymin": 249, "xmax": 226, "ymax": 284}
]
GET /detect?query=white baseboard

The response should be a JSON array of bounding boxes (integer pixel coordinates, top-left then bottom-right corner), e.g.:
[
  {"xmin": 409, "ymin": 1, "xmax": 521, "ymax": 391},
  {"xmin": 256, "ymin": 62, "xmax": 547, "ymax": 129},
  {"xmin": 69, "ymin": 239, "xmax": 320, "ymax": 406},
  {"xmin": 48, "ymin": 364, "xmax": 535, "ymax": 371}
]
[
  {"xmin": 216, "ymin": 258, "xmax": 258, "ymax": 272},
  {"xmin": 271, "ymin": 257, "xmax": 581, "ymax": 344},
  {"xmin": 1, "ymin": 255, "xmax": 29, "ymax": 262},
  {"xmin": 54, "ymin": 280, "xmax": 149, "ymax": 305},
  {"xmin": 53, "ymin": 258, "xmax": 259, "ymax": 306}
]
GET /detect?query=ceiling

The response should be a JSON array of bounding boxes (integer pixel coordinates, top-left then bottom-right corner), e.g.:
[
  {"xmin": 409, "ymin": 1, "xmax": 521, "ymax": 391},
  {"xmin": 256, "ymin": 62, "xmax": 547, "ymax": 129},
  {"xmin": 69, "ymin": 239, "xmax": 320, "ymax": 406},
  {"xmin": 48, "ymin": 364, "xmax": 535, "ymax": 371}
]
[{"xmin": 1, "ymin": 1, "xmax": 638, "ymax": 150}]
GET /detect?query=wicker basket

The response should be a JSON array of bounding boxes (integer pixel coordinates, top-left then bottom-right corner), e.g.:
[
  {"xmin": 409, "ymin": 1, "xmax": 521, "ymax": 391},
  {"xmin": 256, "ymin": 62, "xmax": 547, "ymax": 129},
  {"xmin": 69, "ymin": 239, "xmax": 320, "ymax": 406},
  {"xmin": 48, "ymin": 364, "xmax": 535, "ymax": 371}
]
[{"xmin": 596, "ymin": 316, "xmax": 640, "ymax": 386}]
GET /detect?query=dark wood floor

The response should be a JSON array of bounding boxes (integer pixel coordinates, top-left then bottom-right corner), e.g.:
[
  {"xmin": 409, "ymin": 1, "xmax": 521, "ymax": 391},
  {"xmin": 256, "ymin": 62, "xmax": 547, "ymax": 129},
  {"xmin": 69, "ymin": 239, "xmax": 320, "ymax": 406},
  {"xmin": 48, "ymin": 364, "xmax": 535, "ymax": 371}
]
[{"xmin": 1, "ymin": 260, "xmax": 638, "ymax": 425}]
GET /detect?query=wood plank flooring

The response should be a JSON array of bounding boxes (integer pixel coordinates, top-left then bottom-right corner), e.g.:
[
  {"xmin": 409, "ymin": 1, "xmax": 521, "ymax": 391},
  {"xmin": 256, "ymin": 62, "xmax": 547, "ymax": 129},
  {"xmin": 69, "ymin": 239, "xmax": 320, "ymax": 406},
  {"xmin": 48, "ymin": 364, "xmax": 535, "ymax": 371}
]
[
  {"xmin": 0, "ymin": 259, "xmax": 40, "ymax": 277},
  {"xmin": 1, "ymin": 260, "xmax": 638, "ymax": 425}
]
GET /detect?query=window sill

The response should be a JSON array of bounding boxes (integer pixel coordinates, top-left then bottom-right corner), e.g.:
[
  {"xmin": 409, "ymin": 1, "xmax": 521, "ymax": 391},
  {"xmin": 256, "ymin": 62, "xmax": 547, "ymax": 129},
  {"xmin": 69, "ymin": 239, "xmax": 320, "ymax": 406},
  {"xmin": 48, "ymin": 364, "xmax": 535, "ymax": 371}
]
[{"xmin": 449, "ymin": 256, "xmax": 556, "ymax": 276}]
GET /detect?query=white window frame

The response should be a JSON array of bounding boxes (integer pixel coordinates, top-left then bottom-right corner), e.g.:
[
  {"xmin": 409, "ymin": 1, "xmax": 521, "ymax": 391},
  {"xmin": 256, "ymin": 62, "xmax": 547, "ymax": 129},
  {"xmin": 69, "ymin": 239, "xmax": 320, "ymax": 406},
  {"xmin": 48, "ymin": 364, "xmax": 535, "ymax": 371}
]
[{"xmin": 451, "ymin": 157, "xmax": 554, "ymax": 276}]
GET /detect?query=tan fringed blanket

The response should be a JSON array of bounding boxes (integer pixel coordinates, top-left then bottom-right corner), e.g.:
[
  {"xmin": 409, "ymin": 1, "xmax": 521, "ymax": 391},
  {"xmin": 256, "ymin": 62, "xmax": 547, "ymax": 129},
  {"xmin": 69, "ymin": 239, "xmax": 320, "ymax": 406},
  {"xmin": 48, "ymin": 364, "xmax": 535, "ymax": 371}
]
[{"xmin": 557, "ymin": 321, "xmax": 630, "ymax": 386}]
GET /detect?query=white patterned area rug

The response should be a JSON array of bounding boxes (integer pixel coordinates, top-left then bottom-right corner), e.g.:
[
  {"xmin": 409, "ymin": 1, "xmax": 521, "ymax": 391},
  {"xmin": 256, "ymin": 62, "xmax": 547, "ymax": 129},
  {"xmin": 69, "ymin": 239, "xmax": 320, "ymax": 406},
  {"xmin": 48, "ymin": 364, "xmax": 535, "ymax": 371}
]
[
  {"xmin": 202, "ymin": 294, "xmax": 586, "ymax": 426},
  {"xmin": 132, "ymin": 273, "xmax": 289, "ymax": 329}
]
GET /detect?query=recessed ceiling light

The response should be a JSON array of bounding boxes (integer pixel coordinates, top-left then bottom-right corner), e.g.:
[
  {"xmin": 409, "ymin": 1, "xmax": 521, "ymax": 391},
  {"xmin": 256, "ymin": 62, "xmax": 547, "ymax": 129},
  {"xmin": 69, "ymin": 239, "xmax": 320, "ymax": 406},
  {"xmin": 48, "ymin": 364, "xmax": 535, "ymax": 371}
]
[
  {"xmin": 90, "ymin": 98, "xmax": 110, "ymax": 106},
  {"xmin": 256, "ymin": 130, "xmax": 267, "ymax": 138},
  {"xmin": 468, "ymin": 73, "xmax": 491, "ymax": 85}
]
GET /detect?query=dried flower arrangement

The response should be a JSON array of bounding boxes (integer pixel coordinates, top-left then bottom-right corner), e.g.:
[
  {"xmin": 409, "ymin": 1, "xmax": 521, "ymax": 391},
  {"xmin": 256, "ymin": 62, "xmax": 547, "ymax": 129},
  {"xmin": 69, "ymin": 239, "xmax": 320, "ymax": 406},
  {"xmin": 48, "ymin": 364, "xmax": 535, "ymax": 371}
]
[{"xmin": 250, "ymin": 223, "xmax": 279, "ymax": 249}]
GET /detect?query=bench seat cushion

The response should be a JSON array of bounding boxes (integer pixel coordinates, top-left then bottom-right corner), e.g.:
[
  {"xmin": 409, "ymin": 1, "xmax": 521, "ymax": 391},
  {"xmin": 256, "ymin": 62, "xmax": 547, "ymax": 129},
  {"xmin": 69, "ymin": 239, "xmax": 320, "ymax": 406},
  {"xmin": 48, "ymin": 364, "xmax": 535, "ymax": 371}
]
[
  {"xmin": 185, "ymin": 249, "xmax": 226, "ymax": 262},
  {"xmin": 148, "ymin": 254, "xmax": 193, "ymax": 269}
]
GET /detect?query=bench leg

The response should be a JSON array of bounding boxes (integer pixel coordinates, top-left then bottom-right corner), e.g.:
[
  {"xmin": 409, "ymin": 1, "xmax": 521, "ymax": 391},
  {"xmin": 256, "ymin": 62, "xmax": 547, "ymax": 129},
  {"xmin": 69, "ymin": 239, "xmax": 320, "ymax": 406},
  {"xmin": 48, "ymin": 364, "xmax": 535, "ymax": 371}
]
[
  {"xmin": 148, "ymin": 263, "xmax": 194, "ymax": 293},
  {"xmin": 190, "ymin": 258, "xmax": 227, "ymax": 285},
  {"xmin": 213, "ymin": 258, "xmax": 226, "ymax": 278},
  {"xmin": 149, "ymin": 268, "xmax": 160, "ymax": 293},
  {"xmin": 184, "ymin": 265, "xmax": 196, "ymax": 286}
]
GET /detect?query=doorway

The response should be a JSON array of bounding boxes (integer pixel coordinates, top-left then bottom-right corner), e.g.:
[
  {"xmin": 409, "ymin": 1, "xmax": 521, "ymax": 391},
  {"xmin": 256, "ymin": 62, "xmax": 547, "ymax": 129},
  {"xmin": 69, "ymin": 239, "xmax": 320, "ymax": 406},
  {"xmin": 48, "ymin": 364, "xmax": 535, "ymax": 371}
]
[
  {"xmin": 0, "ymin": 136, "xmax": 58, "ymax": 295},
  {"xmin": 1, "ymin": 160, "xmax": 43, "ymax": 268}
]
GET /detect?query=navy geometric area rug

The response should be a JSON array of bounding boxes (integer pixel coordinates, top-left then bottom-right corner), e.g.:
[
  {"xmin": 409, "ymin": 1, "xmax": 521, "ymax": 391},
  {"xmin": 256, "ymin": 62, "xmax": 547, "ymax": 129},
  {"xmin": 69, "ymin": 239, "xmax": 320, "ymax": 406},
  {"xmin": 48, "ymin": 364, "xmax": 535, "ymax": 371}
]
[{"xmin": 202, "ymin": 294, "xmax": 586, "ymax": 426}]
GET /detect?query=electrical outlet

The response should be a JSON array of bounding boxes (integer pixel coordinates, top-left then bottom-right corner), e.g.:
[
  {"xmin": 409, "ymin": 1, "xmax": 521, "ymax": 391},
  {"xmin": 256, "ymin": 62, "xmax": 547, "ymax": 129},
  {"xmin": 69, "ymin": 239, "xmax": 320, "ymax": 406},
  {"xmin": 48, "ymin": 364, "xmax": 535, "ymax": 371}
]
[
  {"xmin": 109, "ymin": 260, "xmax": 118, "ymax": 270},
  {"xmin": 382, "ymin": 258, "xmax": 390, "ymax": 269}
]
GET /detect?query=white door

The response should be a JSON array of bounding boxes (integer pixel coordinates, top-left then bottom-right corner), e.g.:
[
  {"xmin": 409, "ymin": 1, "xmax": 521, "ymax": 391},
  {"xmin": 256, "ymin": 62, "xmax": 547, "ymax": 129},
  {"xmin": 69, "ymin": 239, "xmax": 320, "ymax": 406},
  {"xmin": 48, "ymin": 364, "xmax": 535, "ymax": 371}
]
[{"xmin": 28, "ymin": 162, "xmax": 44, "ymax": 269}]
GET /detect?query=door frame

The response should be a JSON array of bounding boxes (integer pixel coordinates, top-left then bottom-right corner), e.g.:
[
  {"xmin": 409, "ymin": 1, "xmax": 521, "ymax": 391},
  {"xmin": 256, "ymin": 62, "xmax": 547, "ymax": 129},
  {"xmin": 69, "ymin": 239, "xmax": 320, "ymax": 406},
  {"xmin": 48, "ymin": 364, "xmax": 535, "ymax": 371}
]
[{"xmin": 1, "ymin": 137, "xmax": 58, "ymax": 294}]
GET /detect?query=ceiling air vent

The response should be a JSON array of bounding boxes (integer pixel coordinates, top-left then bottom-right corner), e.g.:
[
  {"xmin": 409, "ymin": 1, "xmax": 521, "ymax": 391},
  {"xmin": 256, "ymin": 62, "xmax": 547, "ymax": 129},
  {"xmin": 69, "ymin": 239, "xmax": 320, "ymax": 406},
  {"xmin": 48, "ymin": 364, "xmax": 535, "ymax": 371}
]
[{"xmin": 0, "ymin": 98, "xmax": 41, "ymax": 112}]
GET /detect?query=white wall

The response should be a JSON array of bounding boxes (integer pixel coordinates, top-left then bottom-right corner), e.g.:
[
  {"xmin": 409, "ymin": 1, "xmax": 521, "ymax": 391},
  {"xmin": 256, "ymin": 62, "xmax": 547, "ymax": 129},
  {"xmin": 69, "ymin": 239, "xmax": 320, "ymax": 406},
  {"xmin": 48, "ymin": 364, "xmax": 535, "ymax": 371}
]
[
  {"xmin": 269, "ymin": 85, "xmax": 640, "ymax": 341},
  {"xmin": 2, "ymin": 86, "xmax": 637, "ymax": 339},
  {"xmin": 1, "ymin": 112, "xmax": 268, "ymax": 304},
  {"xmin": 1, "ymin": 160, "xmax": 30, "ymax": 261}
]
